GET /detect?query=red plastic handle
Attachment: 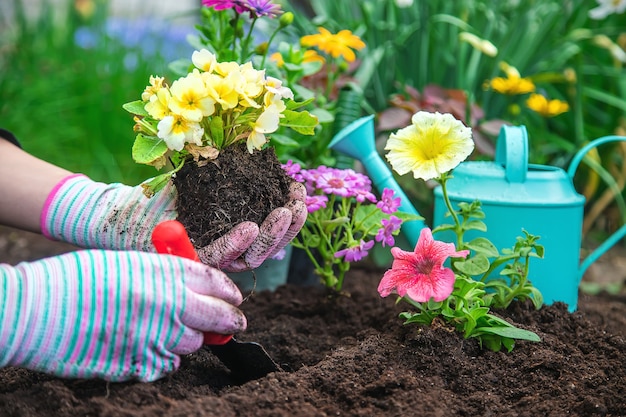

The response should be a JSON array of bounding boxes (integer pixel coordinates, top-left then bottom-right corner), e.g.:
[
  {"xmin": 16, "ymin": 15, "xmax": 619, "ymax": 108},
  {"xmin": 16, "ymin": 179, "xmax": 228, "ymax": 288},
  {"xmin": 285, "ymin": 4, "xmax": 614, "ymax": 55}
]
[{"xmin": 152, "ymin": 220, "xmax": 233, "ymax": 346}]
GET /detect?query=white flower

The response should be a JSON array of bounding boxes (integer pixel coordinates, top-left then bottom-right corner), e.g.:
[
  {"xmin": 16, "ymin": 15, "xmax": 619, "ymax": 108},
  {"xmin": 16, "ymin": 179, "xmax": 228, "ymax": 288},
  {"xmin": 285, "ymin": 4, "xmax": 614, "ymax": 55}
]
[
  {"xmin": 247, "ymin": 104, "xmax": 281, "ymax": 153},
  {"xmin": 192, "ymin": 49, "xmax": 217, "ymax": 72},
  {"xmin": 589, "ymin": 0, "xmax": 626, "ymax": 19},
  {"xmin": 157, "ymin": 115, "xmax": 204, "ymax": 151}
]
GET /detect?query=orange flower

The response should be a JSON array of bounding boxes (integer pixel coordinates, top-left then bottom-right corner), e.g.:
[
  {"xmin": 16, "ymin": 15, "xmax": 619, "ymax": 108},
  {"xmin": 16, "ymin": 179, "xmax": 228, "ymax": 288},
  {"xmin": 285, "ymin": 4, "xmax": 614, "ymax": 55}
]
[
  {"xmin": 526, "ymin": 94, "xmax": 569, "ymax": 117},
  {"xmin": 300, "ymin": 27, "xmax": 365, "ymax": 62}
]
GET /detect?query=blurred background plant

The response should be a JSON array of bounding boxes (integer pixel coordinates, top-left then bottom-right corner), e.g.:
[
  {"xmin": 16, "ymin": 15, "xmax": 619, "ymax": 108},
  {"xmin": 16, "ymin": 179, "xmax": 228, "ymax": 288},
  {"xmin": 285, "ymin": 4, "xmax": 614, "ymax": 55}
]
[
  {"xmin": 0, "ymin": 0, "xmax": 195, "ymax": 183},
  {"xmin": 2, "ymin": 0, "xmax": 625, "ymax": 275}
]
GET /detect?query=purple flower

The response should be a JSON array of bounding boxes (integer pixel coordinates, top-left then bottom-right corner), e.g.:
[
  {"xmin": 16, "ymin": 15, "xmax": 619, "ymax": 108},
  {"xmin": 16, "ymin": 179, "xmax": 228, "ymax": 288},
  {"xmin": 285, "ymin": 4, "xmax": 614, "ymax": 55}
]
[
  {"xmin": 375, "ymin": 216, "xmax": 403, "ymax": 247},
  {"xmin": 376, "ymin": 188, "xmax": 401, "ymax": 214},
  {"xmin": 245, "ymin": 0, "xmax": 283, "ymax": 18},
  {"xmin": 305, "ymin": 195, "xmax": 328, "ymax": 213},
  {"xmin": 334, "ymin": 240, "xmax": 375, "ymax": 262}
]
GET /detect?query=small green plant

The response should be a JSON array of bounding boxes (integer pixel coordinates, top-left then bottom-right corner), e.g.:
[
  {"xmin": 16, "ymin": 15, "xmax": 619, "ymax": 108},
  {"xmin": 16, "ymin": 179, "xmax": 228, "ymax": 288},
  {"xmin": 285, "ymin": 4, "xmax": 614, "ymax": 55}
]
[{"xmin": 378, "ymin": 111, "xmax": 542, "ymax": 352}]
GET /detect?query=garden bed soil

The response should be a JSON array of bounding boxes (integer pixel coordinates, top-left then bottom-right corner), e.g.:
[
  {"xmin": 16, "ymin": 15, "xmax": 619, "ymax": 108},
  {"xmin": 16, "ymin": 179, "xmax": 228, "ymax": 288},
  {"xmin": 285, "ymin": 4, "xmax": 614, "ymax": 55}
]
[{"xmin": 1, "ymin": 227, "xmax": 626, "ymax": 416}]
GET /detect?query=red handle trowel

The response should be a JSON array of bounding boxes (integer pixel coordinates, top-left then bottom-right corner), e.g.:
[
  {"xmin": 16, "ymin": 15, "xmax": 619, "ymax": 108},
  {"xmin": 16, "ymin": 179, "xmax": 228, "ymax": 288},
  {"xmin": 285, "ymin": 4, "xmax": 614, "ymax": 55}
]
[{"xmin": 152, "ymin": 220, "xmax": 282, "ymax": 382}]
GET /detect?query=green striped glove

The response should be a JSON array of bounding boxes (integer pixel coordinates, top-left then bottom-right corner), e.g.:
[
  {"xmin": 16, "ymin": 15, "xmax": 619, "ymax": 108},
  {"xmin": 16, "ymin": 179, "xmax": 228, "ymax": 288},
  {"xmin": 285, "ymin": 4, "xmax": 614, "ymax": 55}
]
[
  {"xmin": 41, "ymin": 175, "xmax": 307, "ymax": 272},
  {"xmin": 0, "ymin": 250, "xmax": 245, "ymax": 382}
]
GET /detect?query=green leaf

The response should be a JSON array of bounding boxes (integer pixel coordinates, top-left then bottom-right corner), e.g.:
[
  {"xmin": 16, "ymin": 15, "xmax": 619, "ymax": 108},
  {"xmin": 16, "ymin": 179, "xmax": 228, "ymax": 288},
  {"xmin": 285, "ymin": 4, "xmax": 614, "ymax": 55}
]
[
  {"xmin": 465, "ymin": 237, "xmax": 499, "ymax": 258},
  {"xmin": 454, "ymin": 254, "xmax": 490, "ymax": 275},
  {"xmin": 140, "ymin": 172, "xmax": 173, "ymax": 198},
  {"xmin": 310, "ymin": 107, "xmax": 335, "ymax": 124},
  {"xmin": 131, "ymin": 134, "xmax": 168, "ymax": 166},
  {"xmin": 280, "ymin": 109, "xmax": 319, "ymax": 135},
  {"xmin": 122, "ymin": 100, "xmax": 149, "ymax": 117},
  {"xmin": 270, "ymin": 133, "xmax": 301, "ymax": 147},
  {"xmin": 477, "ymin": 325, "xmax": 541, "ymax": 342},
  {"xmin": 463, "ymin": 219, "xmax": 487, "ymax": 232},
  {"xmin": 393, "ymin": 211, "xmax": 425, "ymax": 223}
]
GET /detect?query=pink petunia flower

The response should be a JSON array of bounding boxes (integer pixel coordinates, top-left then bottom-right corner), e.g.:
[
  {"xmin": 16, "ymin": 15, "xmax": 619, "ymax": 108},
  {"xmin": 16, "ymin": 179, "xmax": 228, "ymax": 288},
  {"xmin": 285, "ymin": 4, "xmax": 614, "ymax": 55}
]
[
  {"xmin": 375, "ymin": 215, "xmax": 403, "ymax": 247},
  {"xmin": 376, "ymin": 188, "xmax": 401, "ymax": 214},
  {"xmin": 334, "ymin": 239, "xmax": 375, "ymax": 262},
  {"xmin": 378, "ymin": 227, "xmax": 469, "ymax": 302}
]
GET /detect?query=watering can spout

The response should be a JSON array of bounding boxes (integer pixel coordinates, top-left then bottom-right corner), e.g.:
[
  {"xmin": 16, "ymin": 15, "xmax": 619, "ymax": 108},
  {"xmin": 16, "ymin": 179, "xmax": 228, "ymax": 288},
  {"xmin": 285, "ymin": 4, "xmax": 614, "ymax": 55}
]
[{"xmin": 328, "ymin": 115, "xmax": 424, "ymax": 246}]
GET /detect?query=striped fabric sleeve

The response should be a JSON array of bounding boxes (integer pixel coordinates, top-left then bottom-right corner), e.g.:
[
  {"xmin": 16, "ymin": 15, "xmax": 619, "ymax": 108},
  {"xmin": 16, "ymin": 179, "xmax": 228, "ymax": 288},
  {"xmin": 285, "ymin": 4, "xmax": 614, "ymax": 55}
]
[
  {"xmin": 40, "ymin": 175, "xmax": 178, "ymax": 252},
  {"xmin": 0, "ymin": 251, "xmax": 192, "ymax": 382}
]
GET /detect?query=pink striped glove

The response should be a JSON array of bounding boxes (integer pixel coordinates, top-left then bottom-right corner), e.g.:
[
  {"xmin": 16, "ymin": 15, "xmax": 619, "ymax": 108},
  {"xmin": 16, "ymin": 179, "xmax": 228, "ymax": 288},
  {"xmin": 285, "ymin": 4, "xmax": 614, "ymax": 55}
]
[
  {"xmin": 0, "ymin": 250, "xmax": 245, "ymax": 382},
  {"xmin": 41, "ymin": 175, "xmax": 307, "ymax": 272}
]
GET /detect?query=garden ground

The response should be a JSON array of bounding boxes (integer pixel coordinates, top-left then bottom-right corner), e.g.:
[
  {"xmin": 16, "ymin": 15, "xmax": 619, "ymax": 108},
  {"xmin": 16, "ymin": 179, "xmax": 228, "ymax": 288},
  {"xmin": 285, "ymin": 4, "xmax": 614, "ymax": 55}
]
[{"xmin": 0, "ymin": 226, "xmax": 625, "ymax": 416}]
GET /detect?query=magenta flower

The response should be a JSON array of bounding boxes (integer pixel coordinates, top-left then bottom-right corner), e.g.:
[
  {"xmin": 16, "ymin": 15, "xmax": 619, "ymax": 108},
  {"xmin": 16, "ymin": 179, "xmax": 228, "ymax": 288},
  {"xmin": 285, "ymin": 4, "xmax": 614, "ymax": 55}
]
[
  {"xmin": 378, "ymin": 228, "xmax": 469, "ymax": 302},
  {"xmin": 335, "ymin": 240, "xmax": 375, "ymax": 262},
  {"xmin": 316, "ymin": 169, "xmax": 354, "ymax": 197},
  {"xmin": 202, "ymin": 0, "xmax": 247, "ymax": 13},
  {"xmin": 282, "ymin": 160, "xmax": 302, "ymax": 182},
  {"xmin": 376, "ymin": 188, "xmax": 401, "ymax": 214},
  {"xmin": 245, "ymin": 0, "xmax": 282, "ymax": 18},
  {"xmin": 375, "ymin": 215, "xmax": 402, "ymax": 247},
  {"xmin": 305, "ymin": 195, "xmax": 328, "ymax": 213}
]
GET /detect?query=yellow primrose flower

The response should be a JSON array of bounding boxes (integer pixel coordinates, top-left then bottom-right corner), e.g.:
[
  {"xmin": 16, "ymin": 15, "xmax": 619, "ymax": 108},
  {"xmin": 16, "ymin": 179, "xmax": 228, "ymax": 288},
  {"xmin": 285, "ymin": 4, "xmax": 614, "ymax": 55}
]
[
  {"xmin": 169, "ymin": 70, "xmax": 216, "ymax": 122},
  {"xmin": 236, "ymin": 63, "xmax": 266, "ymax": 108},
  {"xmin": 526, "ymin": 94, "xmax": 569, "ymax": 117},
  {"xmin": 192, "ymin": 49, "xmax": 217, "ymax": 72},
  {"xmin": 144, "ymin": 88, "xmax": 171, "ymax": 120},
  {"xmin": 204, "ymin": 72, "xmax": 240, "ymax": 110},
  {"xmin": 384, "ymin": 111, "xmax": 474, "ymax": 181},
  {"xmin": 157, "ymin": 114, "xmax": 204, "ymax": 151},
  {"xmin": 301, "ymin": 27, "xmax": 365, "ymax": 62},
  {"xmin": 247, "ymin": 104, "xmax": 281, "ymax": 152},
  {"xmin": 141, "ymin": 76, "xmax": 166, "ymax": 102}
]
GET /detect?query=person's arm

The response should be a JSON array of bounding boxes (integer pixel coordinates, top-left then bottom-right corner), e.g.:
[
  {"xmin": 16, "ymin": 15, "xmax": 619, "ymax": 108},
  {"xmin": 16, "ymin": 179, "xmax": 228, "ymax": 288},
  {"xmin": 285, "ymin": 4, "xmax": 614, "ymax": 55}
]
[{"xmin": 0, "ymin": 138, "xmax": 71, "ymax": 233}]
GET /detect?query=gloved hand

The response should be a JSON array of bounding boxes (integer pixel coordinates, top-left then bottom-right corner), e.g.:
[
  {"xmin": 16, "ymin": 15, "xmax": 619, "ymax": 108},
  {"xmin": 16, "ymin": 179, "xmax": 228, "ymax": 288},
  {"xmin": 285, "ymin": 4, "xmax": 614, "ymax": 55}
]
[
  {"xmin": 0, "ymin": 250, "xmax": 246, "ymax": 382},
  {"xmin": 41, "ymin": 174, "xmax": 307, "ymax": 272}
]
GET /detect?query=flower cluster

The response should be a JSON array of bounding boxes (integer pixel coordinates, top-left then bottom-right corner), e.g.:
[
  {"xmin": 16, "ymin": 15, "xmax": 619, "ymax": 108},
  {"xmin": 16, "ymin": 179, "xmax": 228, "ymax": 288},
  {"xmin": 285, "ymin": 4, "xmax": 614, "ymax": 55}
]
[
  {"xmin": 487, "ymin": 62, "xmax": 569, "ymax": 118},
  {"xmin": 124, "ymin": 48, "xmax": 317, "ymax": 196},
  {"xmin": 283, "ymin": 162, "xmax": 413, "ymax": 291},
  {"xmin": 378, "ymin": 111, "xmax": 542, "ymax": 352}
]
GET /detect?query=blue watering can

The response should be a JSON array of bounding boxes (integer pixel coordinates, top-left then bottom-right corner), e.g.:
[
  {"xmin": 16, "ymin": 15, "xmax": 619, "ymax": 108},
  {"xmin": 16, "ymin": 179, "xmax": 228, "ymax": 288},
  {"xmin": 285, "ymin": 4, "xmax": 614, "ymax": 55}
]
[{"xmin": 328, "ymin": 115, "xmax": 626, "ymax": 311}]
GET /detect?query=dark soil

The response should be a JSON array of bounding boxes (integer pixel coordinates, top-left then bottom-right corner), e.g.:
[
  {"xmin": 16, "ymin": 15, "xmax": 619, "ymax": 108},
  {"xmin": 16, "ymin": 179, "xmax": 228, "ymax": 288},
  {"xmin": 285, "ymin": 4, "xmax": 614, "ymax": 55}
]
[
  {"xmin": 174, "ymin": 142, "xmax": 293, "ymax": 247},
  {"xmin": 1, "ymin": 228, "xmax": 626, "ymax": 416}
]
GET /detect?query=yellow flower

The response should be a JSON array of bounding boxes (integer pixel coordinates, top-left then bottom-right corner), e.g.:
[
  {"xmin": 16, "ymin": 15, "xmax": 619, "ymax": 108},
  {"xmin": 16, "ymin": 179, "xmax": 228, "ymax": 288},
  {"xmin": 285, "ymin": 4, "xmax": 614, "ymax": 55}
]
[
  {"xmin": 489, "ymin": 75, "xmax": 535, "ymax": 95},
  {"xmin": 145, "ymin": 88, "xmax": 171, "ymax": 120},
  {"xmin": 301, "ymin": 27, "xmax": 365, "ymax": 62},
  {"xmin": 141, "ymin": 75, "xmax": 166, "ymax": 102},
  {"xmin": 302, "ymin": 49, "xmax": 325, "ymax": 64},
  {"xmin": 488, "ymin": 62, "xmax": 535, "ymax": 95},
  {"xmin": 526, "ymin": 94, "xmax": 569, "ymax": 117},
  {"xmin": 269, "ymin": 52, "xmax": 284, "ymax": 67},
  {"xmin": 384, "ymin": 111, "xmax": 474, "ymax": 181},
  {"xmin": 204, "ymin": 72, "xmax": 239, "ymax": 110},
  {"xmin": 169, "ymin": 70, "xmax": 216, "ymax": 122}
]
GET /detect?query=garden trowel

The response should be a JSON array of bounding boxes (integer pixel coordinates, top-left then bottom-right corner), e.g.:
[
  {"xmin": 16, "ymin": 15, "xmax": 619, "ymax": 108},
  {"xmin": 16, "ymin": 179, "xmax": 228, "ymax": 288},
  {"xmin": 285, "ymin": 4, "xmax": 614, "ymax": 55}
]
[{"xmin": 152, "ymin": 220, "xmax": 283, "ymax": 383}]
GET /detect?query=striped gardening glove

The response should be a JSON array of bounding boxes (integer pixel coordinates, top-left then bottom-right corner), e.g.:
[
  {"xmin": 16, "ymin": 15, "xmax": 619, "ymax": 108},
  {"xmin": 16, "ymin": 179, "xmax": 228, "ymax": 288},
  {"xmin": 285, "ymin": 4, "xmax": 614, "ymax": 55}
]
[
  {"xmin": 41, "ymin": 174, "xmax": 307, "ymax": 272},
  {"xmin": 0, "ymin": 250, "xmax": 246, "ymax": 382}
]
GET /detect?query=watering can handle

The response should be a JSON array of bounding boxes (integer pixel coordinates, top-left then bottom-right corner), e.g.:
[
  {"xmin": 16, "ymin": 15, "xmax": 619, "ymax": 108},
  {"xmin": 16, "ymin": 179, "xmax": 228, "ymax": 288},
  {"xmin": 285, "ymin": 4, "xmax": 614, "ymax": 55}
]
[
  {"xmin": 495, "ymin": 125, "xmax": 529, "ymax": 183},
  {"xmin": 566, "ymin": 135, "xmax": 626, "ymax": 279}
]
